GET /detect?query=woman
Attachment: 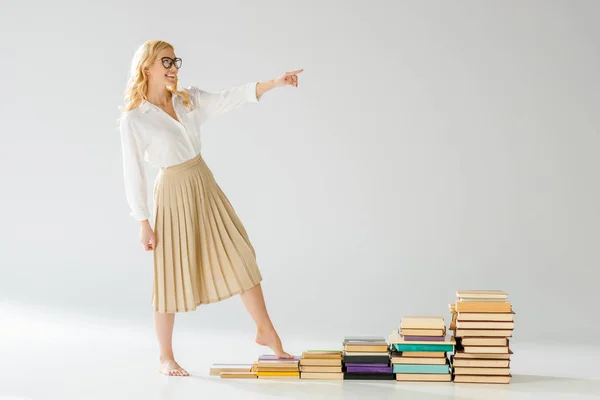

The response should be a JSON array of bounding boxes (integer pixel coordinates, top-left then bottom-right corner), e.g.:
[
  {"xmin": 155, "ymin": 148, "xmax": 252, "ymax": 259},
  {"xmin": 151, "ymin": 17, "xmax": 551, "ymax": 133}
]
[{"xmin": 119, "ymin": 40, "xmax": 302, "ymax": 376}]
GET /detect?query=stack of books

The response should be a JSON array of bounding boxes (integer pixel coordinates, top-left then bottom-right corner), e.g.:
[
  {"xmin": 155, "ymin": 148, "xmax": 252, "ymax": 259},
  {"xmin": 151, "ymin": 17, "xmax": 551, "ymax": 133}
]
[
  {"xmin": 342, "ymin": 336, "xmax": 394, "ymax": 380},
  {"xmin": 450, "ymin": 290, "xmax": 514, "ymax": 384},
  {"xmin": 210, "ymin": 363, "xmax": 257, "ymax": 379},
  {"xmin": 255, "ymin": 354, "xmax": 301, "ymax": 379},
  {"xmin": 299, "ymin": 350, "xmax": 343, "ymax": 380},
  {"xmin": 388, "ymin": 316, "xmax": 454, "ymax": 382}
]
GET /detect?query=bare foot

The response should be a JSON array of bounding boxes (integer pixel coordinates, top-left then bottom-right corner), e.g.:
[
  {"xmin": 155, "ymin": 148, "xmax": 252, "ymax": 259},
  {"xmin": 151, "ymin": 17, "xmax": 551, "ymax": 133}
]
[
  {"xmin": 158, "ymin": 359, "xmax": 190, "ymax": 376},
  {"xmin": 255, "ymin": 328, "xmax": 293, "ymax": 358}
]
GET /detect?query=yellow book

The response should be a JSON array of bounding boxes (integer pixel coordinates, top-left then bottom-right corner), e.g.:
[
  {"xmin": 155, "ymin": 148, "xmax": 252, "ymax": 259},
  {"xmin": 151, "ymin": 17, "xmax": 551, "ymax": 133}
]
[{"xmin": 257, "ymin": 371, "xmax": 300, "ymax": 377}]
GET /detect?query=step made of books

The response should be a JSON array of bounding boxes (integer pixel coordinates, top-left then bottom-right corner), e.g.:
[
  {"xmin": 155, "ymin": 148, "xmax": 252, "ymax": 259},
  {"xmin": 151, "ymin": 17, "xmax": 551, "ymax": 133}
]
[
  {"xmin": 299, "ymin": 350, "xmax": 343, "ymax": 380},
  {"xmin": 390, "ymin": 316, "xmax": 454, "ymax": 382},
  {"xmin": 449, "ymin": 290, "xmax": 514, "ymax": 384},
  {"xmin": 342, "ymin": 336, "xmax": 393, "ymax": 380}
]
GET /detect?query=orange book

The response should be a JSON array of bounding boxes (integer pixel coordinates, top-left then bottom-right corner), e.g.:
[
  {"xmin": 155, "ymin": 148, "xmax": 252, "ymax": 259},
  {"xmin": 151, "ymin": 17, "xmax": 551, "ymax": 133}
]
[{"xmin": 455, "ymin": 302, "xmax": 512, "ymax": 313}]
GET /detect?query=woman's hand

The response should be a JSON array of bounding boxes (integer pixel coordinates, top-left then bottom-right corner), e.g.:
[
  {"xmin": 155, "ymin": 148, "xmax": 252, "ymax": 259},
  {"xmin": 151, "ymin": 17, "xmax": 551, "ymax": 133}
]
[
  {"xmin": 256, "ymin": 69, "xmax": 303, "ymax": 99},
  {"xmin": 274, "ymin": 69, "xmax": 303, "ymax": 88},
  {"xmin": 140, "ymin": 220, "xmax": 156, "ymax": 251}
]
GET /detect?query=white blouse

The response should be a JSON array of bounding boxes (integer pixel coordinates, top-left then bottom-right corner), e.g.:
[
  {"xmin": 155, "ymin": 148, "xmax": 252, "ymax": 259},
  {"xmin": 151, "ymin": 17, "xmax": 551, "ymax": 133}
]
[{"xmin": 119, "ymin": 81, "xmax": 259, "ymax": 221}]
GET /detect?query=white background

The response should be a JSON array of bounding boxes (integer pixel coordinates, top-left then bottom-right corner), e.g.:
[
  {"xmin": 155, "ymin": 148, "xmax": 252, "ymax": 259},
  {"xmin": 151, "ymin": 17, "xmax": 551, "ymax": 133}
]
[{"xmin": 1, "ymin": 0, "xmax": 599, "ymax": 345}]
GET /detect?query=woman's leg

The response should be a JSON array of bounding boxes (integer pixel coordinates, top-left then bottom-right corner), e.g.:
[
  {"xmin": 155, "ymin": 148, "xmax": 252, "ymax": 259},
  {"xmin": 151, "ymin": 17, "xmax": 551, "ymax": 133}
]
[
  {"xmin": 154, "ymin": 311, "xmax": 189, "ymax": 376},
  {"xmin": 240, "ymin": 283, "xmax": 292, "ymax": 358}
]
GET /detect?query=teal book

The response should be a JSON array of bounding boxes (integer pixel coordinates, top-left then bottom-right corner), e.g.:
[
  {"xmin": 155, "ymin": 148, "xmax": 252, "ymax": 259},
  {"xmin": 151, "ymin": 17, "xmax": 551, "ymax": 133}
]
[
  {"xmin": 393, "ymin": 364, "xmax": 450, "ymax": 374},
  {"xmin": 390, "ymin": 343, "xmax": 454, "ymax": 352}
]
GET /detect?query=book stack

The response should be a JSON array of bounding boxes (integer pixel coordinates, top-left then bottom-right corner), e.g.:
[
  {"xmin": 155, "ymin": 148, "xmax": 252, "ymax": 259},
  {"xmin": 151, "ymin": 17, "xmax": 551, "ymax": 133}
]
[
  {"xmin": 342, "ymin": 336, "xmax": 394, "ymax": 380},
  {"xmin": 255, "ymin": 355, "xmax": 301, "ymax": 379},
  {"xmin": 388, "ymin": 316, "xmax": 454, "ymax": 382},
  {"xmin": 299, "ymin": 350, "xmax": 343, "ymax": 380},
  {"xmin": 210, "ymin": 363, "xmax": 257, "ymax": 379},
  {"xmin": 450, "ymin": 290, "xmax": 514, "ymax": 384}
]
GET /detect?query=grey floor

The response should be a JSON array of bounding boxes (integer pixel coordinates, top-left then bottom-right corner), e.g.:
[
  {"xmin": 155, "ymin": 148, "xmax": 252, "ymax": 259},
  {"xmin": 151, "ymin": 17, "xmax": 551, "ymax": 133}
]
[{"xmin": 1, "ymin": 302, "xmax": 599, "ymax": 400}]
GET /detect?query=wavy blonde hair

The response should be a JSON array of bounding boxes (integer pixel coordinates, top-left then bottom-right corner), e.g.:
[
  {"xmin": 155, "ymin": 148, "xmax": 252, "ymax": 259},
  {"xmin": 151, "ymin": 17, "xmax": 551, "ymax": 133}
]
[{"xmin": 120, "ymin": 40, "xmax": 194, "ymax": 114}]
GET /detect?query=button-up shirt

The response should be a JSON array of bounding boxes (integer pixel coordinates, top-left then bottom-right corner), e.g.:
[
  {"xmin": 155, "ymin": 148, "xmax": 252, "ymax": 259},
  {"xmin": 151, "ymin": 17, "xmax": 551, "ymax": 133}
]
[{"xmin": 119, "ymin": 81, "xmax": 259, "ymax": 221}]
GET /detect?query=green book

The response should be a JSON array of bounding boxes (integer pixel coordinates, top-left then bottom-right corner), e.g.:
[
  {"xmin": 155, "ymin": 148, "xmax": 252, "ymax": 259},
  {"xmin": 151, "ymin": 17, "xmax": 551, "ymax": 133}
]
[
  {"xmin": 390, "ymin": 343, "xmax": 454, "ymax": 352},
  {"xmin": 393, "ymin": 364, "xmax": 450, "ymax": 374}
]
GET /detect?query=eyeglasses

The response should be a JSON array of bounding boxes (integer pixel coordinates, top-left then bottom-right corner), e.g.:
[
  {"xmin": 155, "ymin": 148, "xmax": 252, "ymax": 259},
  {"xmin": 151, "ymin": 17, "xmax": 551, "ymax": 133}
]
[{"xmin": 159, "ymin": 57, "xmax": 182, "ymax": 69}]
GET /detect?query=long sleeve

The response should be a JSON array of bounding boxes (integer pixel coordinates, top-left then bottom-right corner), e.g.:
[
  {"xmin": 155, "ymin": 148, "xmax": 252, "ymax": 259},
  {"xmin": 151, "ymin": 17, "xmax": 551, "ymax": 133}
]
[
  {"xmin": 193, "ymin": 81, "xmax": 259, "ymax": 121},
  {"xmin": 119, "ymin": 114, "xmax": 150, "ymax": 221}
]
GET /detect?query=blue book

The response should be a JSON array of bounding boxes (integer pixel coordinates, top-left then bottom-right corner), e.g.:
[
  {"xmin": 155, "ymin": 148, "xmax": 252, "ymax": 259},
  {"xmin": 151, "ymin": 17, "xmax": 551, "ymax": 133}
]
[{"xmin": 393, "ymin": 364, "xmax": 450, "ymax": 374}]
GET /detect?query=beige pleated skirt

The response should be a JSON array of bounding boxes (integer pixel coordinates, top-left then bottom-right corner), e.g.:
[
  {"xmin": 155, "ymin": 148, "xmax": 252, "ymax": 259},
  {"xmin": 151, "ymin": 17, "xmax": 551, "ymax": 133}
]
[{"xmin": 151, "ymin": 152, "xmax": 262, "ymax": 313}]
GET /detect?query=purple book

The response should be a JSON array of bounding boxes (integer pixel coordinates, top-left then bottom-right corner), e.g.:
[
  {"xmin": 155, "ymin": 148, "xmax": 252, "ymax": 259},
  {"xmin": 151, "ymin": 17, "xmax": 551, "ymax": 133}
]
[
  {"xmin": 402, "ymin": 336, "xmax": 446, "ymax": 341},
  {"xmin": 346, "ymin": 365, "xmax": 393, "ymax": 373}
]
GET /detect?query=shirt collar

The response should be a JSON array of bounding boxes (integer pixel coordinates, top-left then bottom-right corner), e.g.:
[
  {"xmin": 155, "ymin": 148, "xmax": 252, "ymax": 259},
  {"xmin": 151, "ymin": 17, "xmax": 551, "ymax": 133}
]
[
  {"xmin": 139, "ymin": 101, "xmax": 153, "ymax": 113},
  {"xmin": 139, "ymin": 91, "xmax": 181, "ymax": 113}
]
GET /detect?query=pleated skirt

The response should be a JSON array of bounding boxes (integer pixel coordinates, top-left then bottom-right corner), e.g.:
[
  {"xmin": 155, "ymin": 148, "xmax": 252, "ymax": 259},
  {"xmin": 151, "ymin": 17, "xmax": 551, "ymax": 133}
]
[{"xmin": 152, "ymin": 152, "xmax": 262, "ymax": 313}]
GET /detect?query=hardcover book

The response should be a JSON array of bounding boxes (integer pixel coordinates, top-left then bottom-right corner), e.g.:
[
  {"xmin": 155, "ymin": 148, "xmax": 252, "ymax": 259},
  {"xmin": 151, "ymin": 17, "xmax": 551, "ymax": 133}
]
[
  {"xmin": 400, "ymin": 317, "xmax": 445, "ymax": 330},
  {"xmin": 392, "ymin": 364, "xmax": 450, "ymax": 374},
  {"xmin": 345, "ymin": 365, "xmax": 393, "ymax": 373},
  {"xmin": 343, "ymin": 372, "xmax": 395, "ymax": 380},
  {"xmin": 396, "ymin": 373, "xmax": 451, "ymax": 382},
  {"xmin": 402, "ymin": 335, "xmax": 446, "ymax": 341},
  {"xmin": 391, "ymin": 343, "xmax": 455, "ymax": 352}
]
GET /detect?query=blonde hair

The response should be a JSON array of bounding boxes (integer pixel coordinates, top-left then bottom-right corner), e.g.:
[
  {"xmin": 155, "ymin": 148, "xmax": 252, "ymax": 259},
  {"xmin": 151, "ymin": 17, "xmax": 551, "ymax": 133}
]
[{"xmin": 120, "ymin": 40, "xmax": 194, "ymax": 114}]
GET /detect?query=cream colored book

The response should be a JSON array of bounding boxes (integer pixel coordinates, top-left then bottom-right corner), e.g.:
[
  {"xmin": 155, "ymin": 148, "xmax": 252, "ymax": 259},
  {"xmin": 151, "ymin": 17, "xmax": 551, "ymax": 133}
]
[
  {"xmin": 395, "ymin": 373, "xmax": 451, "ymax": 382},
  {"xmin": 462, "ymin": 345, "xmax": 509, "ymax": 354},
  {"xmin": 457, "ymin": 321, "xmax": 514, "ymax": 329},
  {"xmin": 344, "ymin": 351, "xmax": 390, "ymax": 356},
  {"xmin": 343, "ymin": 344, "xmax": 388, "ymax": 352},
  {"xmin": 300, "ymin": 358, "xmax": 342, "ymax": 366},
  {"xmin": 220, "ymin": 371, "xmax": 257, "ymax": 379},
  {"xmin": 389, "ymin": 330, "xmax": 455, "ymax": 345},
  {"xmin": 453, "ymin": 350, "xmax": 512, "ymax": 360},
  {"xmin": 454, "ymin": 374, "xmax": 511, "ymax": 384},
  {"xmin": 209, "ymin": 363, "xmax": 253, "ymax": 376},
  {"xmin": 301, "ymin": 350, "xmax": 342, "ymax": 359},
  {"xmin": 300, "ymin": 372, "xmax": 343, "ymax": 380},
  {"xmin": 456, "ymin": 290, "xmax": 508, "ymax": 299},
  {"xmin": 454, "ymin": 367, "xmax": 510, "ymax": 375},
  {"xmin": 461, "ymin": 337, "xmax": 508, "ymax": 346},
  {"xmin": 452, "ymin": 358, "xmax": 510, "ymax": 368},
  {"xmin": 455, "ymin": 329, "xmax": 513, "ymax": 337},
  {"xmin": 456, "ymin": 312, "xmax": 514, "ymax": 322},
  {"xmin": 400, "ymin": 316, "xmax": 445, "ymax": 330}
]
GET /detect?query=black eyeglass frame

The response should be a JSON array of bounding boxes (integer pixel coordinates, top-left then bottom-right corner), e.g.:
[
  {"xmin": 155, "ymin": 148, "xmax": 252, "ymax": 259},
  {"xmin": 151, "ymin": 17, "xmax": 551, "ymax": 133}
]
[{"xmin": 159, "ymin": 57, "xmax": 182, "ymax": 69}]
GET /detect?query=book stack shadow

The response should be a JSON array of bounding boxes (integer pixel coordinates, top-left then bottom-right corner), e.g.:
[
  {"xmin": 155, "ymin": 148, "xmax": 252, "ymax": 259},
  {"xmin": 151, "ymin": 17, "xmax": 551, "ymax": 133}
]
[
  {"xmin": 299, "ymin": 350, "xmax": 344, "ymax": 380},
  {"xmin": 254, "ymin": 354, "xmax": 301, "ymax": 380},
  {"xmin": 388, "ymin": 316, "xmax": 454, "ymax": 382},
  {"xmin": 342, "ymin": 336, "xmax": 394, "ymax": 380},
  {"xmin": 450, "ymin": 290, "xmax": 514, "ymax": 384}
]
